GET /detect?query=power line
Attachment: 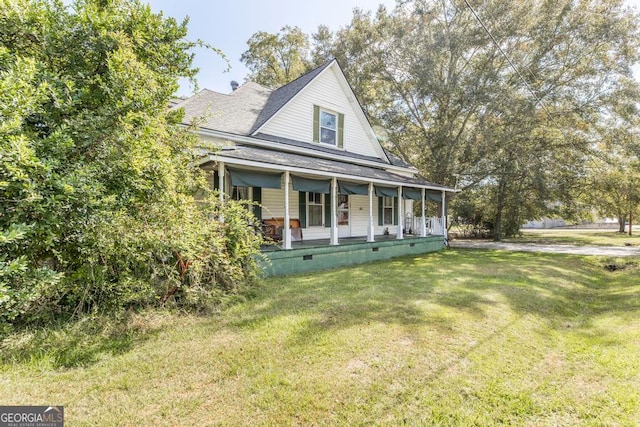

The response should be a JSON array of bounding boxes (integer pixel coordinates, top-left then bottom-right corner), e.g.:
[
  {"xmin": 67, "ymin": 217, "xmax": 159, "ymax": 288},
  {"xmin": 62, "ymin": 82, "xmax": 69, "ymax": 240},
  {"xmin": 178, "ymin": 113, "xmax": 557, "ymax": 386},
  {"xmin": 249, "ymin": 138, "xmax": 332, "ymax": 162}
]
[{"xmin": 462, "ymin": 0, "xmax": 573, "ymax": 143}]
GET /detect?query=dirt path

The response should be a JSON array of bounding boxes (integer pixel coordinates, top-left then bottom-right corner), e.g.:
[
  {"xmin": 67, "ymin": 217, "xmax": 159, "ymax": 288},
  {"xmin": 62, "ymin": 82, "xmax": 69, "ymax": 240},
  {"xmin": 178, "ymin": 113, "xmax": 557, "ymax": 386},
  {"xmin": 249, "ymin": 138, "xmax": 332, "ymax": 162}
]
[{"xmin": 450, "ymin": 239, "xmax": 640, "ymax": 257}]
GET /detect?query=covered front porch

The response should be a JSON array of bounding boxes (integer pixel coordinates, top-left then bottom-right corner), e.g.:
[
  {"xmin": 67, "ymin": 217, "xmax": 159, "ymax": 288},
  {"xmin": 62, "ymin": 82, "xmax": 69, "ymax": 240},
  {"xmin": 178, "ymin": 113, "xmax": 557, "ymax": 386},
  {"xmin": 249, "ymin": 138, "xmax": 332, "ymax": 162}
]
[
  {"xmin": 202, "ymin": 144, "xmax": 455, "ymax": 275},
  {"xmin": 260, "ymin": 218, "xmax": 446, "ymax": 251},
  {"xmin": 208, "ymin": 148, "xmax": 449, "ymax": 235}
]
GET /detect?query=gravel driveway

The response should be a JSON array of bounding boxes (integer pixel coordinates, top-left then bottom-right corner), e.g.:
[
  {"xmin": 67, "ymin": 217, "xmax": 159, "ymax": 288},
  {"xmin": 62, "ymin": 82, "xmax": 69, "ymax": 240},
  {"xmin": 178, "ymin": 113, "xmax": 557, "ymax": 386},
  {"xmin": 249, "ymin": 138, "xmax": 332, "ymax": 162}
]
[{"xmin": 450, "ymin": 239, "xmax": 640, "ymax": 257}]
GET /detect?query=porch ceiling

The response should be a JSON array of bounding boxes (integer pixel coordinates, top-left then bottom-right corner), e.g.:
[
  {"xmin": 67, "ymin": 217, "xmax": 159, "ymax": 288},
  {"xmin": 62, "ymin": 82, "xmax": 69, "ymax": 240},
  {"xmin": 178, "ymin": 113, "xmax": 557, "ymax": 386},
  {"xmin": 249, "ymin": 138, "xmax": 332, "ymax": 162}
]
[{"xmin": 208, "ymin": 145, "xmax": 455, "ymax": 192}]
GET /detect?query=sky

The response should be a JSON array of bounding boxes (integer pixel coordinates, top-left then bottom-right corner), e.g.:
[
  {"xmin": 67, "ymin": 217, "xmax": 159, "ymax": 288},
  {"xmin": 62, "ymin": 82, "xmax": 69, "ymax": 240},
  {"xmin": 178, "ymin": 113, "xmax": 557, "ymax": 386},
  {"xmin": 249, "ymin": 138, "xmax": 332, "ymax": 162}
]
[
  {"xmin": 146, "ymin": 0, "xmax": 395, "ymax": 95},
  {"xmin": 146, "ymin": 0, "xmax": 640, "ymax": 96}
]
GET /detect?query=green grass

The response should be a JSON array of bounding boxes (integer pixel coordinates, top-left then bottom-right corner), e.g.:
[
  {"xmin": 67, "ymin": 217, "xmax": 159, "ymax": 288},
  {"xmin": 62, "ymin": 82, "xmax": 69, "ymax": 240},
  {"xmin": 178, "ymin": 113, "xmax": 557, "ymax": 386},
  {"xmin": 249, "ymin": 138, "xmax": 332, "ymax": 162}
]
[
  {"xmin": 2, "ymin": 249, "xmax": 639, "ymax": 425},
  {"xmin": 504, "ymin": 228, "xmax": 640, "ymax": 247}
]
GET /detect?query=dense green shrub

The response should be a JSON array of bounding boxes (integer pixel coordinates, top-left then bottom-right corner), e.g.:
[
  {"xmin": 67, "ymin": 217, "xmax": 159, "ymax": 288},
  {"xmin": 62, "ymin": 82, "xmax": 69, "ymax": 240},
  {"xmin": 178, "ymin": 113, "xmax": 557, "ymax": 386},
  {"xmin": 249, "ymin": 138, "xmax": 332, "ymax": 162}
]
[{"xmin": 0, "ymin": 0, "xmax": 262, "ymax": 328}]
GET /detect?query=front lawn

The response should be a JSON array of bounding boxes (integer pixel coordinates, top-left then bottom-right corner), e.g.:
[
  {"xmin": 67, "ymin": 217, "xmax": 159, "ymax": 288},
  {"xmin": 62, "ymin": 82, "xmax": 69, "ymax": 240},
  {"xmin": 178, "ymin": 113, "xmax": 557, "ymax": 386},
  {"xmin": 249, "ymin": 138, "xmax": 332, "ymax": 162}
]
[
  {"xmin": 505, "ymin": 228, "xmax": 640, "ymax": 247},
  {"xmin": 1, "ymin": 249, "xmax": 639, "ymax": 425}
]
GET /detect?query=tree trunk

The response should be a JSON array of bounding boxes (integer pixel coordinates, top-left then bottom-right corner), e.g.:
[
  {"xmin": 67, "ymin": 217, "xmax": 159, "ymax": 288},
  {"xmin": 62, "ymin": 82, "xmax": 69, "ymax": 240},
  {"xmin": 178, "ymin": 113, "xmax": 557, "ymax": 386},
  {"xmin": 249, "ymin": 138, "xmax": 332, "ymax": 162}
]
[
  {"xmin": 618, "ymin": 216, "xmax": 626, "ymax": 233},
  {"xmin": 493, "ymin": 179, "xmax": 506, "ymax": 242},
  {"xmin": 629, "ymin": 210, "xmax": 633, "ymax": 236},
  {"xmin": 494, "ymin": 209, "xmax": 502, "ymax": 241}
]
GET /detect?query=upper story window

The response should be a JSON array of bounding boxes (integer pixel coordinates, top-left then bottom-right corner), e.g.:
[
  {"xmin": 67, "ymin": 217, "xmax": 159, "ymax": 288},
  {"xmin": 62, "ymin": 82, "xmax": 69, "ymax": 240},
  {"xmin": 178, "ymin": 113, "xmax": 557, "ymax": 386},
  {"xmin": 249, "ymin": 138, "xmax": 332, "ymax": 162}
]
[
  {"xmin": 313, "ymin": 105, "xmax": 344, "ymax": 149},
  {"xmin": 320, "ymin": 110, "xmax": 337, "ymax": 145}
]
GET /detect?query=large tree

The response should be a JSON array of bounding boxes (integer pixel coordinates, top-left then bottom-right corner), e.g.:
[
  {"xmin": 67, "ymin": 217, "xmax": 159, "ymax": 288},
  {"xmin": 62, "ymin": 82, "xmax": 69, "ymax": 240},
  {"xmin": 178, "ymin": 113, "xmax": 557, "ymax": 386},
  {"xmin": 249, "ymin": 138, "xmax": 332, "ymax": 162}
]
[
  {"xmin": 588, "ymin": 78, "xmax": 640, "ymax": 234},
  {"xmin": 0, "ymin": 0, "xmax": 261, "ymax": 327},
  {"xmin": 329, "ymin": 0, "xmax": 639, "ymax": 238},
  {"xmin": 240, "ymin": 25, "xmax": 312, "ymax": 88},
  {"xmin": 241, "ymin": 0, "xmax": 640, "ymax": 238}
]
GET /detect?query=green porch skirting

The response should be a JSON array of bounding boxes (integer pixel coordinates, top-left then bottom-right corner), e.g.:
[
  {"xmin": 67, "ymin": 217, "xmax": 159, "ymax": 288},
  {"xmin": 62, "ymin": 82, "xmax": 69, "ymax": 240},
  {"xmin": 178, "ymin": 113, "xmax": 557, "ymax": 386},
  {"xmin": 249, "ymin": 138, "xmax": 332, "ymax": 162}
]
[{"xmin": 256, "ymin": 236, "xmax": 445, "ymax": 277}]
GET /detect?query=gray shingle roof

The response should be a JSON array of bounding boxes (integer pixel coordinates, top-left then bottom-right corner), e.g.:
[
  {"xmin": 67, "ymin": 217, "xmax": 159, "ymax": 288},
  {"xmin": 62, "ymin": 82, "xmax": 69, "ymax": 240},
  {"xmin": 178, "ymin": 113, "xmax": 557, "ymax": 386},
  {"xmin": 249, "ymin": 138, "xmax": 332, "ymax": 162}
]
[
  {"xmin": 172, "ymin": 60, "xmax": 420, "ymax": 176},
  {"xmin": 251, "ymin": 133, "xmax": 391, "ymax": 166},
  {"xmin": 211, "ymin": 145, "xmax": 452, "ymax": 190},
  {"xmin": 383, "ymin": 149, "xmax": 413, "ymax": 168},
  {"xmin": 248, "ymin": 61, "xmax": 334, "ymax": 134},
  {"xmin": 173, "ymin": 82, "xmax": 272, "ymax": 135},
  {"xmin": 172, "ymin": 61, "xmax": 334, "ymax": 136}
]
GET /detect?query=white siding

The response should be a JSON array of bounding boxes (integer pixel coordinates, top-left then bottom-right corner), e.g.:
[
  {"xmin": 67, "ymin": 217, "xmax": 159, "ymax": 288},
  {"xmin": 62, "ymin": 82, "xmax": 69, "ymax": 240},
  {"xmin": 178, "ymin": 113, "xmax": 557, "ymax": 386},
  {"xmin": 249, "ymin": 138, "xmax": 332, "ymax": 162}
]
[
  {"xmin": 375, "ymin": 225, "xmax": 398, "ymax": 236},
  {"xmin": 261, "ymin": 184, "xmax": 332, "ymax": 240},
  {"xmin": 260, "ymin": 184, "xmax": 296, "ymax": 219},
  {"xmin": 258, "ymin": 187, "xmax": 417, "ymax": 240},
  {"xmin": 303, "ymin": 223, "xmax": 331, "ymax": 240},
  {"xmin": 374, "ymin": 195, "xmax": 399, "ymax": 236},
  {"xmin": 260, "ymin": 66, "xmax": 385, "ymax": 160}
]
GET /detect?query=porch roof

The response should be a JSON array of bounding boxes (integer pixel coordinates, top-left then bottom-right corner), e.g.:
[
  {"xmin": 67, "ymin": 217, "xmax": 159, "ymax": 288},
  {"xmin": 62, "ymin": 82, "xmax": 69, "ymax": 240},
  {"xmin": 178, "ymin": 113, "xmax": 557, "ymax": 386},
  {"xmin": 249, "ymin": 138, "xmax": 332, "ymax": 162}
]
[
  {"xmin": 205, "ymin": 145, "xmax": 456, "ymax": 192},
  {"xmin": 252, "ymin": 132, "xmax": 393, "ymax": 167}
]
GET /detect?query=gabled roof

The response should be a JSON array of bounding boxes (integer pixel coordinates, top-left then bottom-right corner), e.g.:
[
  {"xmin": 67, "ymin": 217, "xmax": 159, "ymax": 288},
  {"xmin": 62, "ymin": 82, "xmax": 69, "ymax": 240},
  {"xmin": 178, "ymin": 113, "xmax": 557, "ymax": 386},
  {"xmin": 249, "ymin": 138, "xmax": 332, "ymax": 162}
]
[
  {"xmin": 172, "ymin": 60, "xmax": 415, "ymax": 169},
  {"xmin": 248, "ymin": 61, "xmax": 333, "ymax": 134},
  {"xmin": 250, "ymin": 59, "xmax": 391, "ymax": 163}
]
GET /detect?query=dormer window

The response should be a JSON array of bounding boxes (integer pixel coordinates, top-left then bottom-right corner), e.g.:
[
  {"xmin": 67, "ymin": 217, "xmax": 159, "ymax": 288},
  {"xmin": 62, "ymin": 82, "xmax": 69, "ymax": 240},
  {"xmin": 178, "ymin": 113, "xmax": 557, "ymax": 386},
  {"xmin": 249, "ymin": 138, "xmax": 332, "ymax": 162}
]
[{"xmin": 313, "ymin": 105, "xmax": 344, "ymax": 148}]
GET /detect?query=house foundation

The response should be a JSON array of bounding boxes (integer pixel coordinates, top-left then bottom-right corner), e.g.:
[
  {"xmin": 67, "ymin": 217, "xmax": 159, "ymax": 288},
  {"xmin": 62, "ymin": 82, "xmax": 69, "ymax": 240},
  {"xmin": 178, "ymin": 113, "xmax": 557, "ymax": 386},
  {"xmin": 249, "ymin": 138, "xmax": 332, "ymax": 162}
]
[{"xmin": 257, "ymin": 235, "xmax": 445, "ymax": 276}]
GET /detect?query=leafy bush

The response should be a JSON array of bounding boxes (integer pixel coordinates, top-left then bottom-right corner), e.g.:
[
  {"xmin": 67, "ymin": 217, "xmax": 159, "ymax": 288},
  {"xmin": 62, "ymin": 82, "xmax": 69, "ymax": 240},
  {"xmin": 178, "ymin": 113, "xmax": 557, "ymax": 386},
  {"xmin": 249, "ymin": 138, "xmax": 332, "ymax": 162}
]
[{"xmin": 0, "ymin": 0, "xmax": 262, "ymax": 329}]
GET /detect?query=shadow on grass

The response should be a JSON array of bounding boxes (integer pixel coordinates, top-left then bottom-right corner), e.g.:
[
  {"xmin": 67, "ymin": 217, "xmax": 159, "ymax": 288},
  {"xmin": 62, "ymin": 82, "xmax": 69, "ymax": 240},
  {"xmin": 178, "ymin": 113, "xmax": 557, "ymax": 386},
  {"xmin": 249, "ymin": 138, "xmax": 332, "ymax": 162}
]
[
  {"xmin": 231, "ymin": 273, "xmax": 431, "ymax": 327},
  {"xmin": 437, "ymin": 250, "xmax": 640, "ymax": 325},
  {"xmin": 229, "ymin": 249, "xmax": 640, "ymax": 346},
  {"xmin": 0, "ymin": 311, "xmax": 167, "ymax": 369},
  {"xmin": 504, "ymin": 231, "xmax": 640, "ymax": 248},
  {"xmin": 4, "ymin": 249, "xmax": 638, "ymax": 369}
]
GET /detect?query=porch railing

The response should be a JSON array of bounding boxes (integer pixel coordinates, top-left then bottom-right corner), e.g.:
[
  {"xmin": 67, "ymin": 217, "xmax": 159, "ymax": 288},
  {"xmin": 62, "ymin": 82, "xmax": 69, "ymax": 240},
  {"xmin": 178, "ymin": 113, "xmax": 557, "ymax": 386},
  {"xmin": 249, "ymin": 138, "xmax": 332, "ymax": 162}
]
[
  {"xmin": 407, "ymin": 216, "xmax": 445, "ymax": 236},
  {"xmin": 427, "ymin": 216, "xmax": 445, "ymax": 236}
]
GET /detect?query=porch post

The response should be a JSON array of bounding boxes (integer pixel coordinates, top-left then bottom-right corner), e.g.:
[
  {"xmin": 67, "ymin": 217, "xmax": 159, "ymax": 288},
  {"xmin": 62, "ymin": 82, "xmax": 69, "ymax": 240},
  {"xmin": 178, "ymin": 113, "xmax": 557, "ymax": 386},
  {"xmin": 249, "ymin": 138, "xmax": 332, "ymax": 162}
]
[
  {"xmin": 397, "ymin": 186, "xmax": 404, "ymax": 240},
  {"xmin": 218, "ymin": 161, "xmax": 225, "ymax": 223},
  {"xmin": 367, "ymin": 182, "xmax": 375, "ymax": 242},
  {"xmin": 442, "ymin": 190, "xmax": 447, "ymax": 239},
  {"xmin": 283, "ymin": 171, "xmax": 292, "ymax": 249},
  {"xmin": 330, "ymin": 177, "xmax": 339, "ymax": 245},
  {"xmin": 421, "ymin": 188, "xmax": 427, "ymax": 237}
]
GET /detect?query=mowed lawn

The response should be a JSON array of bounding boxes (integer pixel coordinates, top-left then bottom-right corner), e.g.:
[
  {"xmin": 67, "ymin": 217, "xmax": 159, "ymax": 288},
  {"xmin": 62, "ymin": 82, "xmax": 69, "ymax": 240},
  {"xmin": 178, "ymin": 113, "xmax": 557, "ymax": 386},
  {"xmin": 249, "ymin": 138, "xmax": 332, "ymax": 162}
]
[
  {"xmin": 506, "ymin": 228, "xmax": 640, "ymax": 247},
  {"xmin": 1, "ymin": 249, "xmax": 639, "ymax": 426}
]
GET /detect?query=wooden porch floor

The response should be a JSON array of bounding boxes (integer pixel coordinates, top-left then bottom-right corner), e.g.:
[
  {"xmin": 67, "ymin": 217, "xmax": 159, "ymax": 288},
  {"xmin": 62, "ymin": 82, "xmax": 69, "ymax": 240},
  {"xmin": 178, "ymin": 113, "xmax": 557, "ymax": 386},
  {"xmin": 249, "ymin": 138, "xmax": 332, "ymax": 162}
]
[{"xmin": 260, "ymin": 233, "xmax": 444, "ymax": 252}]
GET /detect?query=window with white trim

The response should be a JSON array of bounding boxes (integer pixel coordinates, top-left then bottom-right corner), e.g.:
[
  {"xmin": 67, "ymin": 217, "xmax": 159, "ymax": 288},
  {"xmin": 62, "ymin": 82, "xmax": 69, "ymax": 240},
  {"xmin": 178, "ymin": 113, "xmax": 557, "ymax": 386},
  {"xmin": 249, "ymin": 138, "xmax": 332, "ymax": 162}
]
[
  {"xmin": 231, "ymin": 186, "xmax": 250, "ymax": 201},
  {"xmin": 313, "ymin": 105, "xmax": 344, "ymax": 149},
  {"xmin": 307, "ymin": 192, "xmax": 323, "ymax": 227},
  {"xmin": 383, "ymin": 196, "xmax": 394, "ymax": 225},
  {"xmin": 319, "ymin": 110, "xmax": 337, "ymax": 145}
]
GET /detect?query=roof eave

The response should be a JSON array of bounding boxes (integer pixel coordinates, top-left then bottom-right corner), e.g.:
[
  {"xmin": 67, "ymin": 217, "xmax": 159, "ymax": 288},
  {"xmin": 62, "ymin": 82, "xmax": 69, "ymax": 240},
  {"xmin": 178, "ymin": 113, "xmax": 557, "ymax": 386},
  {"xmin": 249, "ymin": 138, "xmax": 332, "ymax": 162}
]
[
  {"xmin": 192, "ymin": 127, "xmax": 419, "ymax": 175},
  {"xmin": 205, "ymin": 152, "xmax": 455, "ymax": 192}
]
